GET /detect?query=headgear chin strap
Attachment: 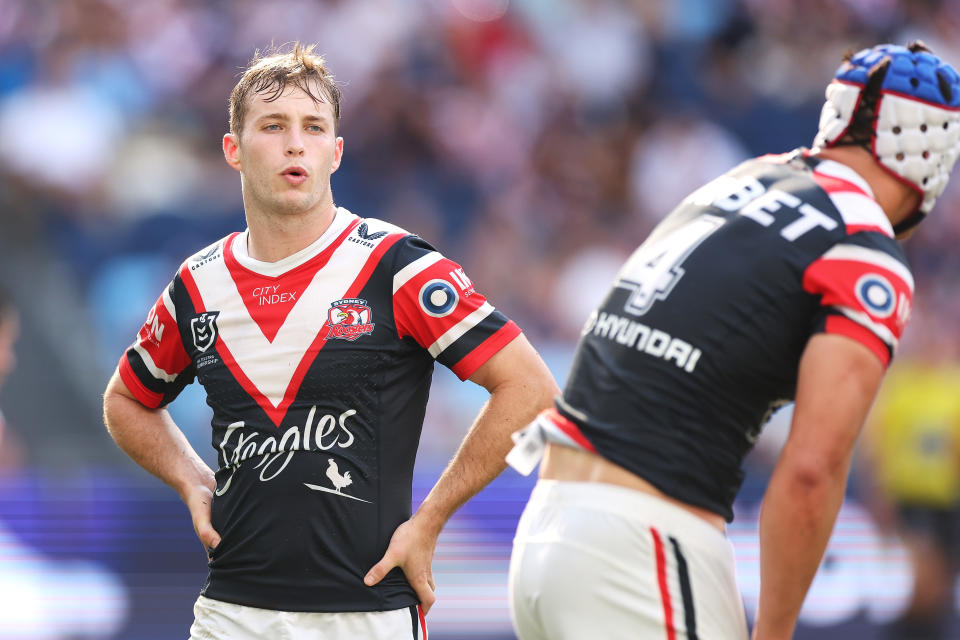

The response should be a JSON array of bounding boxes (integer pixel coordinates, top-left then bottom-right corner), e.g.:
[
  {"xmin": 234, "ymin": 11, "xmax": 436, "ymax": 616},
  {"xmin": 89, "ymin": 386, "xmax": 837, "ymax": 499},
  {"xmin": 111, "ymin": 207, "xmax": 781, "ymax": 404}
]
[{"xmin": 813, "ymin": 43, "xmax": 960, "ymax": 229}]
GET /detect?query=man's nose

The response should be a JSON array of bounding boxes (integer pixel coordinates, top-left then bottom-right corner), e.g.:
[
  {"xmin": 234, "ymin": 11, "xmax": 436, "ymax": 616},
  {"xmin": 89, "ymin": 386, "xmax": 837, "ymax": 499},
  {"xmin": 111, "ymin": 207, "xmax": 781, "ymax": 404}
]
[{"xmin": 285, "ymin": 131, "xmax": 305, "ymax": 156}]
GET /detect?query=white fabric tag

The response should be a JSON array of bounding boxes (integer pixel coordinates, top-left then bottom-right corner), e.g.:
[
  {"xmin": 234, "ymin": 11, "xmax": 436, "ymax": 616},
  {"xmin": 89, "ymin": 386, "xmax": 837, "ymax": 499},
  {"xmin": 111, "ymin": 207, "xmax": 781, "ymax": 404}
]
[{"xmin": 505, "ymin": 420, "xmax": 546, "ymax": 476}]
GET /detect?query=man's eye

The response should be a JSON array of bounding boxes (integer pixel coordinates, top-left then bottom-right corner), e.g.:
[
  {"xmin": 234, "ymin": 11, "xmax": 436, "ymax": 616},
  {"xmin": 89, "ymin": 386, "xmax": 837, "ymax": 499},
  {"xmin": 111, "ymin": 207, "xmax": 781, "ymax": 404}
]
[
  {"xmin": 264, "ymin": 124, "xmax": 281, "ymax": 131},
  {"xmin": 308, "ymin": 125, "xmax": 323, "ymax": 132}
]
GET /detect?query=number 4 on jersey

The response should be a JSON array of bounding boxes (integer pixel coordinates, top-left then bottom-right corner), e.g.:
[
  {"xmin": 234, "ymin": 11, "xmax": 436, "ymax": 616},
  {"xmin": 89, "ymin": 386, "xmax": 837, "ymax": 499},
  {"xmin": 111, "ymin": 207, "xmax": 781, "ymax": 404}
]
[{"xmin": 619, "ymin": 214, "xmax": 725, "ymax": 316}]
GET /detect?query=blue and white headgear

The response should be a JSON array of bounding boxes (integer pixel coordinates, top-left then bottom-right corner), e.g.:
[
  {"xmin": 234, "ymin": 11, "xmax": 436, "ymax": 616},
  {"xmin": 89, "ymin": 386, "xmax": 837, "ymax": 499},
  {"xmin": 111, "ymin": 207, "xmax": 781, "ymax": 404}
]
[{"xmin": 813, "ymin": 42, "xmax": 960, "ymax": 233}]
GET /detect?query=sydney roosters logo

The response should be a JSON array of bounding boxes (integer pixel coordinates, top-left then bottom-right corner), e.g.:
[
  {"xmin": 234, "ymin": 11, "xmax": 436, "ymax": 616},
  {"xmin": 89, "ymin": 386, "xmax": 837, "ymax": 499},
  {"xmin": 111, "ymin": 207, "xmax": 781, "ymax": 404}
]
[{"xmin": 325, "ymin": 298, "xmax": 375, "ymax": 341}]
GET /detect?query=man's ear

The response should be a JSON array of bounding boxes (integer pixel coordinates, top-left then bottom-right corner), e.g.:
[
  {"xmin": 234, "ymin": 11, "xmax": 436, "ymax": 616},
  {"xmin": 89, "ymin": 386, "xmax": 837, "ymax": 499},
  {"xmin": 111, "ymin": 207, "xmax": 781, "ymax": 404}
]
[
  {"xmin": 330, "ymin": 137, "xmax": 344, "ymax": 174},
  {"xmin": 223, "ymin": 133, "xmax": 242, "ymax": 172}
]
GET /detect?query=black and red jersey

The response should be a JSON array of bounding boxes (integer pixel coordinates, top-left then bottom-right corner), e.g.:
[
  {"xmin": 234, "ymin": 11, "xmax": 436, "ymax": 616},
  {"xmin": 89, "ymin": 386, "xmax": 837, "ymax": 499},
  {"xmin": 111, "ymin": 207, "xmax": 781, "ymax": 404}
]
[
  {"xmin": 545, "ymin": 150, "xmax": 914, "ymax": 522},
  {"xmin": 119, "ymin": 207, "xmax": 520, "ymax": 612}
]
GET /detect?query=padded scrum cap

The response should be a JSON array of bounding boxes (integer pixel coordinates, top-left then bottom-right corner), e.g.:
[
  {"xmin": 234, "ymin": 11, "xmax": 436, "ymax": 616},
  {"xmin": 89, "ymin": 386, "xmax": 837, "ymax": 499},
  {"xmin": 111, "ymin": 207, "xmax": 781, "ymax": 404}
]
[{"xmin": 813, "ymin": 44, "xmax": 960, "ymax": 227}]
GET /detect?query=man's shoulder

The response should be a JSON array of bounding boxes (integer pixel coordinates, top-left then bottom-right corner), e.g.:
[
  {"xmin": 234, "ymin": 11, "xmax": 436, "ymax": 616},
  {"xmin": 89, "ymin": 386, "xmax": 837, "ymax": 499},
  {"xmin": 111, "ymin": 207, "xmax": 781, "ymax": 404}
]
[
  {"xmin": 343, "ymin": 213, "xmax": 440, "ymax": 261},
  {"xmin": 340, "ymin": 213, "xmax": 413, "ymax": 253},
  {"xmin": 181, "ymin": 233, "xmax": 236, "ymax": 274},
  {"xmin": 348, "ymin": 214, "xmax": 409, "ymax": 239}
]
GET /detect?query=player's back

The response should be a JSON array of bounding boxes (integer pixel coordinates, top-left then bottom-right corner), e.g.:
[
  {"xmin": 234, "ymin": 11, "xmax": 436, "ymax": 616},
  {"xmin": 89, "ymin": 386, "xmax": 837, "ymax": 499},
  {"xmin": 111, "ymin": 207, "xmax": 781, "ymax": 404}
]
[{"xmin": 555, "ymin": 150, "xmax": 913, "ymax": 521}]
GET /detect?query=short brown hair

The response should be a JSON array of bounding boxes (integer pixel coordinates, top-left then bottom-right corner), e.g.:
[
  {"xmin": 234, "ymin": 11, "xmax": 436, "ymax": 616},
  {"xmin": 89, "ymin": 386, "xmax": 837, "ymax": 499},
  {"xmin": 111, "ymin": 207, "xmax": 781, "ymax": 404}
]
[{"xmin": 229, "ymin": 42, "xmax": 341, "ymax": 136}]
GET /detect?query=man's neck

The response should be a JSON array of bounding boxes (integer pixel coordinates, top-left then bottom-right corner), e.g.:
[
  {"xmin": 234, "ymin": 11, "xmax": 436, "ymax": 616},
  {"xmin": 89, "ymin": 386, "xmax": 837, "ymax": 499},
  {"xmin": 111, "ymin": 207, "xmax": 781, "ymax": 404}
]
[
  {"xmin": 244, "ymin": 202, "xmax": 339, "ymax": 263},
  {"xmin": 813, "ymin": 146, "xmax": 921, "ymax": 229}
]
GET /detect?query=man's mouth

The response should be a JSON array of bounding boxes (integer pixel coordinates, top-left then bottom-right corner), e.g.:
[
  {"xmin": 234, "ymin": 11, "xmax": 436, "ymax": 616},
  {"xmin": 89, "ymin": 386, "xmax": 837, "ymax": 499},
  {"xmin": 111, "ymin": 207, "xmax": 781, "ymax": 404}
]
[{"xmin": 281, "ymin": 167, "xmax": 309, "ymax": 185}]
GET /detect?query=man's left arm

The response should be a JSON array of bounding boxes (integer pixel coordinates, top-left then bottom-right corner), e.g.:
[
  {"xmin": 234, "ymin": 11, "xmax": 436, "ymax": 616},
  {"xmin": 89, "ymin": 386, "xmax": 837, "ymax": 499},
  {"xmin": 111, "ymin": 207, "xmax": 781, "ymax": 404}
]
[{"xmin": 363, "ymin": 333, "xmax": 558, "ymax": 611}]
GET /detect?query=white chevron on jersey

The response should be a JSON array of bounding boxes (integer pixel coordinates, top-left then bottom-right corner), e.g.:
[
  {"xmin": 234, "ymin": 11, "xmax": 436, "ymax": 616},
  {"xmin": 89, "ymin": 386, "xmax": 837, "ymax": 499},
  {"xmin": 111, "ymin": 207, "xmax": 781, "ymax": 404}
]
[
  {"xmin": 818, "ymin": 243, "xmax": 914, "ymax": 289},
  {"xmin": 162, "ymin": 286, "xmax": 177, "ymax": 320},
  {"xmin": 816, "ymin": 159, "xmax": 873, "ymax": 194},
  {"xmin": 393, "ymin": 252, "xmax": 443, "ymax": 293},
  {"xmin": 185, "ymin": 210, "xmax": 393, "ymax": 410},
  {"xmin": 827, "ymin": 191, "xmax": 891, "ymax": 232},
  {"xmin": 812, "ymin": 160, "xmax": 894, "ymax": 236},
  {"xmin": 427, "ymin": 302, "xmax": 495, "ymax": 358},
  {"xmin": 133, "ymin": 343, "xmax": 179, "ymax": 382},
  {"xmin": 835, "ymin": 305, "xmax": 899, "ymax": 349}
]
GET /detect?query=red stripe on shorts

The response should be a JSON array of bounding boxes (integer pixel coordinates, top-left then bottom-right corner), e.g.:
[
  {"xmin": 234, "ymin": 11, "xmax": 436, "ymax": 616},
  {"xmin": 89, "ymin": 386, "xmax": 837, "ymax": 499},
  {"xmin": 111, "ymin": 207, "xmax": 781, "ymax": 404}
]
[
  {"xmin": 418, "ymin": 604, "xmax": 427, "ymax": 640},
  {"xmin": 651, "ymin": 527, "xmax": 676, "ymax": 640}
]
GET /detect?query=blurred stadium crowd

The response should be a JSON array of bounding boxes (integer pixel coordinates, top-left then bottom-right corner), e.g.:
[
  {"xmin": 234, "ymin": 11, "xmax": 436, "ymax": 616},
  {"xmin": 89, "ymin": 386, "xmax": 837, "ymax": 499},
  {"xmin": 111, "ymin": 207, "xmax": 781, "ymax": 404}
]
[
  {"xmin": 3, "ymin": 0, "xmax": 960, "ymax": 463},
  {"xmin": 3, "ymin": 0, "xmax": 960, "ymax": 637}
]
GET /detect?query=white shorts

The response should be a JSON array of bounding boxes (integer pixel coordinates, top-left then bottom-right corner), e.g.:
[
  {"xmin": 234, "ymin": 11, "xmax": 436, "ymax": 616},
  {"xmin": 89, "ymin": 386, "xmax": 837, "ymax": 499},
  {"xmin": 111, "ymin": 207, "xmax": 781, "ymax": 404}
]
[
  {"xmin": 509, "ymin": 480, "xmax": 748, "ymax": 640},
  {"xmin": 188, "ymin": 595, "xmax": 428, "ymax": 640}
]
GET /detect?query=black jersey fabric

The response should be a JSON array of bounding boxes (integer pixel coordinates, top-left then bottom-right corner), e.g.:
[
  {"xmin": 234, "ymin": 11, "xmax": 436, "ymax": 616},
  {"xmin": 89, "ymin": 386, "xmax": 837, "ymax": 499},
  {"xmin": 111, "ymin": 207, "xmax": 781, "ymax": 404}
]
[
  {"xmin": 119, "ymin": 207, "xmax": 520, "ymax": 611},
  {"xmin": 553, "ymin": 150, "xmax": 913, "ymax": 522}
]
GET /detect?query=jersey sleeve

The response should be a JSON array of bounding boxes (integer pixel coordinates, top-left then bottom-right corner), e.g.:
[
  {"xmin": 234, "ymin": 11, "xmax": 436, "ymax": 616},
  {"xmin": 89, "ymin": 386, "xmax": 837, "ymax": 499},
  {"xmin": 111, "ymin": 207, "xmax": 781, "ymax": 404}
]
[
  {"xmin": 391, "ymin": 236, "xmax": 521, "ymax": 380},
  {"xmin": 802, "ymin": 237, "xmax": 914, "ymax": 367},
  {"xmin": 118, "ymin": 278, "xmax": 195, "ymax": 408}
]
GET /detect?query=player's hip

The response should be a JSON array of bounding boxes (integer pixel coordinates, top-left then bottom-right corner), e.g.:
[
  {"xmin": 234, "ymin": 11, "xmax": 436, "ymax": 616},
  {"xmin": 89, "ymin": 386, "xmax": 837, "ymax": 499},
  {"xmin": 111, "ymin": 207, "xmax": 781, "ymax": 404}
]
[
  {"xmin": 508, "ymin": 479, "xmax": 747, "ymax": 640},
  {"xmin": 189, "ymin": 595, "xmax": 428, "ymax": 640}
]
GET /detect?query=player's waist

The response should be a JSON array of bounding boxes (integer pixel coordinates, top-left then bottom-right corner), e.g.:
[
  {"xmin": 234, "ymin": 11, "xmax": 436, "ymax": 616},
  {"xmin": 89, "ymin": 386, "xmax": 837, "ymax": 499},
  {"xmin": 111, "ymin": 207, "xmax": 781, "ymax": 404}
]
[
  {"xmin": 528, "ymin": 407, "xmax": 726, "ymax": 532},
  {"xmin": 540, "ymin": 442, "xmax": 726, "ymax": 532}
]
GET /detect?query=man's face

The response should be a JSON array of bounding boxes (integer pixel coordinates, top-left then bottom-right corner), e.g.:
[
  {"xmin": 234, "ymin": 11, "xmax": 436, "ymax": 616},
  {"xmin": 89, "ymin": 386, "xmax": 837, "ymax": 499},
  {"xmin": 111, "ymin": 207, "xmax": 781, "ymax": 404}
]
[
  {"xmin": 0, "ymin": 312, "xmax": 18, "ymax": 389},
  {"xmin": 223, "ymin": 83, "xmax": 343, "ymax": 218}
]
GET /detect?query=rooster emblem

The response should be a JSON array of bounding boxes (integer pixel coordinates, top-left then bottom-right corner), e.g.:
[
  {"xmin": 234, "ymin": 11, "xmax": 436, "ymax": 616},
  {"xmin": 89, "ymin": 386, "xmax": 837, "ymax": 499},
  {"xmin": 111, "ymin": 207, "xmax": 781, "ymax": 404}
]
[
  {"xmin": 304, "ymin": 459, "xmax": 371, "ymax": 503},
  {"xmin": 326, "ymin": 459, "xmax": 352, "ymax": 493},
  {"xmin": 325, "ymin": 298, "xmax": 375, "ymax": 341}
]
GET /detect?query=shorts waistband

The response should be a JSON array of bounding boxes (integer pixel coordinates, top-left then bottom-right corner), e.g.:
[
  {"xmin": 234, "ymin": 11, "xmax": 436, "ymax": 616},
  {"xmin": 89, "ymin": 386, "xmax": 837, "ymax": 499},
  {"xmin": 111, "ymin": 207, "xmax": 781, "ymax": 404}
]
[{"xmin": 528, "ymin": 479, "xmax": 730, "ymax": 555}]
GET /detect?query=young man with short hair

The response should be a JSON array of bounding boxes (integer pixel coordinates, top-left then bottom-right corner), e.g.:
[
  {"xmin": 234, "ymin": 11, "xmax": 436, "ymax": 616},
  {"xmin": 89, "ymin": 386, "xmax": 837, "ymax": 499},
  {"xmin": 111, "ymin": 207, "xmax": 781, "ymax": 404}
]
[{"xmin": 103, "ymin": 43, "xmax": 558, "ymax": 640}]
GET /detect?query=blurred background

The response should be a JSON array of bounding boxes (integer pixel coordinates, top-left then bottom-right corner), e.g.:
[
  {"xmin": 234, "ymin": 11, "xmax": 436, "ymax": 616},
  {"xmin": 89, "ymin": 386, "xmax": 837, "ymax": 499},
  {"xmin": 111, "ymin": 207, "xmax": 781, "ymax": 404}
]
[{"xmin": 3, "ymin": 0, "xmax": 960, "ymax": 638}]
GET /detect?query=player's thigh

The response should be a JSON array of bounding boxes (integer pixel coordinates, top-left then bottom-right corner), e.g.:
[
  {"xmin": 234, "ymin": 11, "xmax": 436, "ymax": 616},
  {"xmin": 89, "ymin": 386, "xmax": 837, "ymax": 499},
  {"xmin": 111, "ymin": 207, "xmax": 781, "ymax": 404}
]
[
  {"xmin": 189, "ymin": 595, "xmax": 426, "ymax": 640},
  {"xmin": 510, "ymin": 490, "xmax": 666, "ymax": 639},
  {"xmin": 511, "ymin": 537, "xmax": 666, "ymax": 640}
]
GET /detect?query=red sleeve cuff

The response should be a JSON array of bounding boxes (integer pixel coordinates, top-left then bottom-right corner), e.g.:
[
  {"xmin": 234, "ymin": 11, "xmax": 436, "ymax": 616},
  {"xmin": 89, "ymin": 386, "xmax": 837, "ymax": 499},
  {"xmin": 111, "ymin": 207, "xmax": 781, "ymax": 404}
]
[
  {"xmin": 118, "ymin": 354, "xmax": 165, "ymax": 408},
  {"xmin": 823, "ymin": 315, "xmax": 891, "ymax": 368},
  {"xmin": 450, "ymin": 321, "xmax": 523, "ymax": 381}
]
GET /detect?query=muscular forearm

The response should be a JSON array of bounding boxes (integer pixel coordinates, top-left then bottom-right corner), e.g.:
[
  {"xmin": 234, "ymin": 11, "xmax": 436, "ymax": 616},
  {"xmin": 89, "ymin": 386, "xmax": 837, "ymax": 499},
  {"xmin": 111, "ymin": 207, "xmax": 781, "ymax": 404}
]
[
  {"xmin": 103, "ymin": 382, "xmax": 214, "ymax": 498},
  {"xmin": 415, "ymin": 373, "xmax": 557, "ymax": 533},
  {"xmin": 752, "ymin": 458, "xmax": 851, "ymax": 640}
]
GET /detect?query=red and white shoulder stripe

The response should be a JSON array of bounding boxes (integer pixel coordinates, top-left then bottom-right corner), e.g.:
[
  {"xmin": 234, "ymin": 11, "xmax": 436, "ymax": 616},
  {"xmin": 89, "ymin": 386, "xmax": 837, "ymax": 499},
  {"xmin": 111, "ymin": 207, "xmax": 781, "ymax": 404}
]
[
  {"xmin": 803, "ymin": 241, "xmax": 913, "ymax": 366},
  {"xmin": 812, "ymin": 159, "xmax": 894, "ymax": 237},
  {"xmin": 119, "ymin": 279, "xmax": 193, "ymax": 408},
  {"xmin": 392, "ymin": 241, "xmax": 520, "ymax": 379}
]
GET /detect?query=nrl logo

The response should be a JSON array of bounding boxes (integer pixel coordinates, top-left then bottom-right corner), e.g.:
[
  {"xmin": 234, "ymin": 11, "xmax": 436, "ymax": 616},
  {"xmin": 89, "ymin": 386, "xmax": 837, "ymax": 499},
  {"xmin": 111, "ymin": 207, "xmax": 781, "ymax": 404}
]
[
  {"xmin": 191, "ymin": 311, "xmax": 220, "ymax": 352},
  {"xmin": 325, "ymin": 299, "xmax": 375, "ymax": 341}
]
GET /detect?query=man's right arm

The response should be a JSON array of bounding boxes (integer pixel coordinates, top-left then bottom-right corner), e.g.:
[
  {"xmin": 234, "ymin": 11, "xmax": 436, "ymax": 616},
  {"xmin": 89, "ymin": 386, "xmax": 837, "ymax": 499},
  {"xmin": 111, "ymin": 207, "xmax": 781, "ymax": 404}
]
[
  {"xmin": 751, "ymin": 333, "xmax": 885, "ymax": 640},
  {"xmin": 103, "ymin": 371, "xmax": 220, "ymax": 552}
]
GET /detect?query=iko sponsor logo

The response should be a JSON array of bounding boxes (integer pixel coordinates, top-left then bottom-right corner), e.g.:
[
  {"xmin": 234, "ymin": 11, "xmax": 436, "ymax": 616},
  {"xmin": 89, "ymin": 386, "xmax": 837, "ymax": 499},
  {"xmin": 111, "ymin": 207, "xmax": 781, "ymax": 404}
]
[
  {"xmin": 419, "ymin": 279, "xmax": 459, "ymax": 318},
  {"xmin": 585, "ymin": 310, "xmax": 703, "ymax": 373},
  {"xmin": 855, "ymin": 273, "xmax": 896, "ymax": 319},
  {"xmin": 449, "ymin": 268, "xmax": 476, "ymax": 296},
  {"xmin": 215, "ymin": 406, "xmax": 364, "ymax": 502}
]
